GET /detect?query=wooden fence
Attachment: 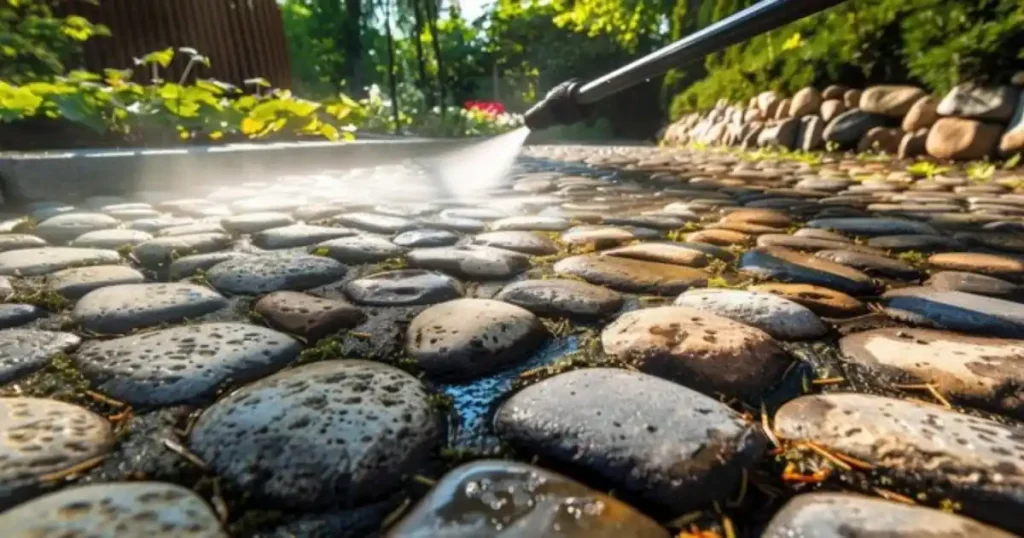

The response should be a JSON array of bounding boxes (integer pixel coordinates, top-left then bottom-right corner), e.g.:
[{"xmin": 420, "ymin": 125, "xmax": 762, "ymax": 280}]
[{"xmin": 57, "ymin": 0, "xmax": 293, "ymax": 89}]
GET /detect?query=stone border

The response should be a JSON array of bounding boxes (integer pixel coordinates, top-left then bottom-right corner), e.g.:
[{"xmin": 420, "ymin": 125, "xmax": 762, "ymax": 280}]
[{"xmin": 0, "ymin": 137, "xmax": 488, "ymax": 204}]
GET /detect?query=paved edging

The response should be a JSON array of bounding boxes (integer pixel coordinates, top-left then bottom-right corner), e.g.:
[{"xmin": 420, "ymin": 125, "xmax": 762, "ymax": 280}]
[{"xmin": 0, "ymin": 138, "xmax": 485, "ymax": 204}]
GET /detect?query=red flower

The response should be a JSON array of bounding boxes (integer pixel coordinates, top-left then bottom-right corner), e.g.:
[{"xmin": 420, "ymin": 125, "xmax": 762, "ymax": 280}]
[{"xmin": 464, "ymin": 100, "xmax": 505, "ymax": 115}]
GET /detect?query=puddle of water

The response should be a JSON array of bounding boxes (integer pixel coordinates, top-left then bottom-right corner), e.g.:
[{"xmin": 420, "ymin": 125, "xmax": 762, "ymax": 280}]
[{"xmin": 441, "ymin": 332, "xmax": 576, "ymax": 452}]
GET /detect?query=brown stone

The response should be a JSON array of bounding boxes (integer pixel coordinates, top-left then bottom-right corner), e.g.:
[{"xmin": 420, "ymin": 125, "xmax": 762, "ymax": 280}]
[
  {"xmin": 749, "ymin": 283, "xmax": 866, "ymax": 318},
  {"xmin": 840, "ymin": 327, "xmax": 1024, "ymax": 419},
  {"xmin": 685, "ymin": 228, "xmax": 752, "ymax": 247},
  {"xmin": 561, "ymin": 226, "xmax": 637, "ymax": 249},
  {"xmin": 601, "ymin": 306, "xmax": 791, "ymax": 399},
  {"xmin": 554, "ymin": 254, "xmax": 707, "ymax": 295},
  {"xmin": 821, "ymin": 85, "xmax": 849, "ymax": 100},
  {"xmin": 708, "ymin": 221, "xmax": 787, "ymax": 235},
  {"xmin": 820, "ymin": 99, "xmax": 846, "ymax": 123},
  {"xmin": 898, "ymin": 128, "xmax": 929, "ymax": 159},
  {"xmin": 743, "ymin": 107, "xmax": 763, "ymax": 123},
  {"xmin": 722, "ymin": 208, "xmax": 793, "ymax": 227},
  {"xmin": 741, "ymin": 122, "xmax": 765, "ymax": 148},
  {"xmin": 757, "ymin": 117, "xmax": 800, "ymax": 149},
  {"xmin": 253, "ymin": 291, "xmax": 366, "ymax": 343},
  {"xmin": 1000, "ymin": 90, "xmax": 1024, "ymax": 156},
  {"xmin": 789, "ymin": 87, "xmax": 822, "ymax": 118},
  {"xmin": 925, "ymin": 118, "xmax": 1003, "ymax": 160},
  {"xmin": 798, "ymin": 115, "xmax": 825, "ymax": 151},
  {"xmin": 843, "ymin": 89, "xmax": 862, "ymax": 109},
  {"xmin": 775, "ymin": 98, "xmax": 792, "ymax": 120},
  {"xmin": 928, "ymin": 252, "xmax": 1024, "ymax": 282},
  {"xmin": 757, "ymin": 91, "xmax": 780, "ymax": 117},
  {"xmin": 857, "ymin": 127, "xmax": 904, "ymax": 153},
  {"xmin": 602, "ymin": 242, "xmax": 709, "ymax": 267},
  {"xmin": 859, "ymin": 85, "xmax": 927, "ymax": 117},
  {"xmin": 902, "ymin": 96, "xmax": 939, "ymax": 131}
]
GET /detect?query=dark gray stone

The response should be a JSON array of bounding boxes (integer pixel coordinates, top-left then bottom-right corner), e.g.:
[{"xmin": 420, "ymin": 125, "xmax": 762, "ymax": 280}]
[
  {"xmin": 406, "ymin": 298, "xmax": 547, "ymax": 381},
  {"xmin": 866, "ymin": 234, "xmax": 965, "ymax": 252},
  {"xmin": 334, "ymin": 212, "xmax": 417, "ymax": 233},
  {"xmin": 74, "ymin": 322, "xmax": 301, "ymax": 406},
  {"xmin": 0, "ymin": 329, "xmax": 80, "ymax": 383},
  {"xmin": 189, "ymin": 360, "xmax": 442, "ymax": 509},
  {"xmin": 251, "ymin": 224, "xmax": 357, "ymax": 249},
  {"xmin": 132, "ymin": 233, "xmax": 233, "ymax": 269},
  {"xmin": 472, "ymin": 231, "xmax": 558, "ymax": 256},
  {"xmin": 207, "ymin": 255, "xmax": 347, "ymax": 295},
  {"xmin": 72, "ymin": 283, "xmax": 229, "ymax": 334},
  {"xmin": 740, "ymin": 247, "xmax": 879, "ymax": 296},
  {"xmin": 823, "ymin": 108, "xmax": 894, "ymax": 149},
  {"xmin": 807, "ymin": 217, "xmax": 938, "ymax": 236},
  {"xmin": 310, "ymin": 236, "xmax": 405, "ymax": 264},
  {"xmin": 47, "ymin": 265, "xmax": 146, "ymax": 299},
  {"xmin": 344, "ymin": 270, "xmax": 463, "ymax": 306},
  {"xmin": 926, "ymin": 271, "xmax": 1024, "ymax": 301},
  {"xmin": 167, "ymin": 252, "xmax": 250, "ymax": 280},
  {"xmin": 814, "ymin": 249, "xmax": 923, "ymax": 280},
  {"xmin": 392, "ymin": 228, "xmax": 459, "ymax": 248},
  {"xmin": 496, "ymin": 279, "xmax": 623, "ymax": 319},
  {"xmin": 0, "ymin": 304, "xmax": 46, "ymax": 328},
  {"xmin": 494, "ymin": 368, "xmax": 766, "ymax": 515},
  {"xmin": 883, "ymin": 286, "xmax": 1024, "ymax": 338}
]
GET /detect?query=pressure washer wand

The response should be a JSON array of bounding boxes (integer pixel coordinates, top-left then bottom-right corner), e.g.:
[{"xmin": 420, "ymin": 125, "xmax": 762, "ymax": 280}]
[{"xmin": 523, "ymin": 0, "xmax": 849, "ymax": 130}]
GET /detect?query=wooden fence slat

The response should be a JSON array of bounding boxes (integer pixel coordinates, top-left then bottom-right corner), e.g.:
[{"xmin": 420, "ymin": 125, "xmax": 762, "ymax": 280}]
[{"xmin": 56, "ymin": 0, "xmax": 292, "ymax": 89}]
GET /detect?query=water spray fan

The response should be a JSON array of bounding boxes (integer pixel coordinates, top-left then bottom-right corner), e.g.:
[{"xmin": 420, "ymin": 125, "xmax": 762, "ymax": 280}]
[{"xmin": 523, "ymin": 0, "xmax": 849, "ymax": 131}]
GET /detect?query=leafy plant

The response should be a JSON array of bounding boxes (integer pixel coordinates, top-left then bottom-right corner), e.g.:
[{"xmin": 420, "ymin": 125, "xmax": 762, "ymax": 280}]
[
  {"xmin": 907, "ymin": 160, "xmax": 951, "ymax": 179},
  {"xmin": 966, "ymin": 161, "xmax": 996, "ymax": 183},
  {"xmin": 0, "ymin": 0, "xmax": 110, "ymax": 83}
]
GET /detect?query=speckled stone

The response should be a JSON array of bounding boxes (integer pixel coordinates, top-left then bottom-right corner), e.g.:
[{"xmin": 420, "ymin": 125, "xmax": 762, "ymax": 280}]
[
  {"xmin": 132, "ymin": 233, "xmax": 233, "ymax": 269},
  {"xmin": 496, "ymin": 279, "xmax": 623, "ymax": 319},
  {"xmin": 221, "ymin": 212, "xmax": 295, "ymax": 234},
  {"xmin": 0, "ymin": 397, "xmax": 114, "ymax": 509},
  {"xmin": 0, "ymin": 482, "xmax": 228, "ymax": 538},
  {"xmin": 554, "ymin": 254, "xmax": 707, "ymax": 295},
  {"xmin": 207, "ymin": 255, "xmax": 347, "ymax": 295},
  {"xmin": 69, "ymin": 228, "xmax": 152, "ymax": 249},
  {"xmin": 472, "ymin": 231, "xmax": 558, "ymax": 256},
  {"xmin": 774, "ymin": 393, "xmax": 1024, "ymax": 533},
  {"xmin": 250, "ymin": 224, "xmax": 357, "ymax": 249},
  {"xmin": 494, "ymin": 368, "xmax": 766, "ymax": 515},
  {"xmin": 72, "ymin": 283, "xmax": 229, "ymax": 334},
  {"xmin": 386, "ymin": 460, "xmax": 670, "ymax": 538},
  {"xmin": 602, "ymin": 306, "xmax": 791, "ymax": 399},
  {"xmin": 0, "ymin": 304, "xmax": 46, "ymax": 328},
  {"xmin": 189, "ymin": 360, "xmax": 442, "ymax": 509},
  {"xmin": 0, "ymin": 247, "xmax": 121, "ymax": 276},
  {"xmin": 763, "ymin": 492, "xmax": 1014, "ymax": 538},
  {"xmin": 344, "ymin": 270, "xmax": 464, "ymax": 306},
  {"xmin": 673, "ymin": 289, "xmax": 828, "ymax": 340},
  {"xmin": 253, "ymin": 291, "xmax": 366, "ymax": 342},
  {"xmin": 0, "ymin": 330, "xmax": 80, "ymax": 383},
  {"xmin": 46, "ymin": 265, "xmax": 146, "ymax": 299},
  {"xmin": 406, "ymin": 298, "xmax": 548, "ymax": 381},
  {"xmin": 407, "ymin": 246, "xmax": 530, "ymax": 280},
  {"xmin": 74, "ymin": 322, "xmax": 300, "ymax": 406},
  {"xmin": 841, "ymin": 327, "xmax": 1024, "ymax": 419},
  {"xmin": 167, "ymin": 252, "xmax": 250, "ymax": 281},
  {"xmin": 883, "ymin": 286, "xmax": 1024, "ymax": 338},
  {"xmin": 310, "ymin": 235, "xmax": 405, "ymax": 264}
]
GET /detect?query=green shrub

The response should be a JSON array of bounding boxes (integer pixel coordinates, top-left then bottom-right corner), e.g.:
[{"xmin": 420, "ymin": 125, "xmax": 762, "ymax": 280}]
[{"xmin": 1, "ymin": 0, "xmax": 110, "ymax": 83}]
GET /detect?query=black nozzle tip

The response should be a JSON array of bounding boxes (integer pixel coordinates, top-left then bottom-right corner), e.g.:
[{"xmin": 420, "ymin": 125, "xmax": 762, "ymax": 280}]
[{"xmin": 523, "ymin": 79, "xmax": 590, "ymax": 131}]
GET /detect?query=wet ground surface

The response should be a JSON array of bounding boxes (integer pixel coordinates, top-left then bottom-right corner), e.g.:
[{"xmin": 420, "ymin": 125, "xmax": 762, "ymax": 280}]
[{"xmin": 0, "ymin": 144, "xmax": 1022, "ymax": 537}]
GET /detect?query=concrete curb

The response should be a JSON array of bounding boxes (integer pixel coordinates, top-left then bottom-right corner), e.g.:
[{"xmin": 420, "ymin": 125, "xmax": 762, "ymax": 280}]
[{"xmin": 0, "ymin": 137, "xmax": 488, "ymax": 204}]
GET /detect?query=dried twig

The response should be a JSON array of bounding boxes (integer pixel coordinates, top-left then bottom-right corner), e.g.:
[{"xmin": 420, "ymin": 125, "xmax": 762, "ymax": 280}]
[
  {"xmin": 162, "ymin": 438, "xmax": 208, "ymax": 470},
  {"xmin": 873, "ymin": 487, "xmax": 916, "ymax": 505},
  {"xmin": 380, "ymin": 497, "xmax": 411, "ymax": 530},
  {"xmin": 85, "ymin": 390, "xmax": 127, "ymax": 408},
  {"xmin": 39, "ymin": 455, "xmax": 106, "ymax": 483}
]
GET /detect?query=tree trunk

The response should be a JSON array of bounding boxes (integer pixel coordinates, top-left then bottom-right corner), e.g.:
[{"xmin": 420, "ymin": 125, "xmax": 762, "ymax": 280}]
[
  {"xmin": 423, "ymin": 0, "xmax": 446, "ymax": 121},
  {"xmin": 343, "ymin": 0, "xmax": 364, "ymax": 93},
  {"xmin": 412, "ymin": 0, "xmax": 433, "ymax": 108},
  {"xmin": 383, "ymin": 0, "xmax": 401, "ymax": 134}
]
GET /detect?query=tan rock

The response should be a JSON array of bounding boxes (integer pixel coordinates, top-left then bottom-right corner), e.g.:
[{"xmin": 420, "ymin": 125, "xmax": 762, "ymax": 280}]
[
  {"xmin": 685, "ymin": 228, "xmax": 752, "ymax": 247},
  {"xmin": 789, "ymin": 87, "xmax": 823, "ymax": 117},
  {"xmin": 928, "ymin": 252, "xmax": 1024, "ymax": 282},
  {"xmin": 757, "ymin": 91, "xmax": 780, "ymax": 116},
  {"xmin": 741, "ymin": 122, "xmax": 764, "ymax": 148},
  {"xmin": 775, "ymin": 98, "xmax": 792, "ymax": 120},
  {"xmin": 860, "ymin": 85, "xmax": 926, "ymax": 117},
  {"xmin": 898, "ymin": 128, "xmax": 929, "ymax": 159},
  {"xmin": 1012, "ymin": 71, "xmax": 1024, "ymax": 86},
  {"xmin": 601, "ymin": 306, "xmax": 791, "ymax": 399},
  {"xmin": 749, "ymin": 283, "xmax": 866, "ymax": 318},
  {"xmin": 843, "ymin": 89, "xmax": 862, "ymax": 108},
  {"xmin": 926, "ymin": 117, "xmax": 1003, "ymax": 160},
  {"xmin": 820, "ymin": 99, "xmax": 846, "ymax": 123},
  {"xmin": 857, "ymin": 126, "xmax": 904, "ymax": 154},
  {"xmin": 554, "ymin": 254, "xmax": 707, "ymax": 295},
  {"xmin": 744, "ymin": 107, "xmax": 763, "ymax": 123},
  {"xmin": 602, "ymin": 242, "xmax": 709, "ymax": 267},
  {"xmin": 902, "ymin": 96, "xmax": 939, "ymax": 131},
  {"xmin": 757, "ymin": 117, "xmax": 800, "ymax": 149},
  {"xmin": 822, "ymin": 85, "xmax": 849, "ymax": 100},
  {"xmin": 1000, "ymin": 89, "xmax": 1024, "ymax": 157},
  {"xmin": 722, "ymin": 208, "xmax": 793, "ymax": 228}
]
